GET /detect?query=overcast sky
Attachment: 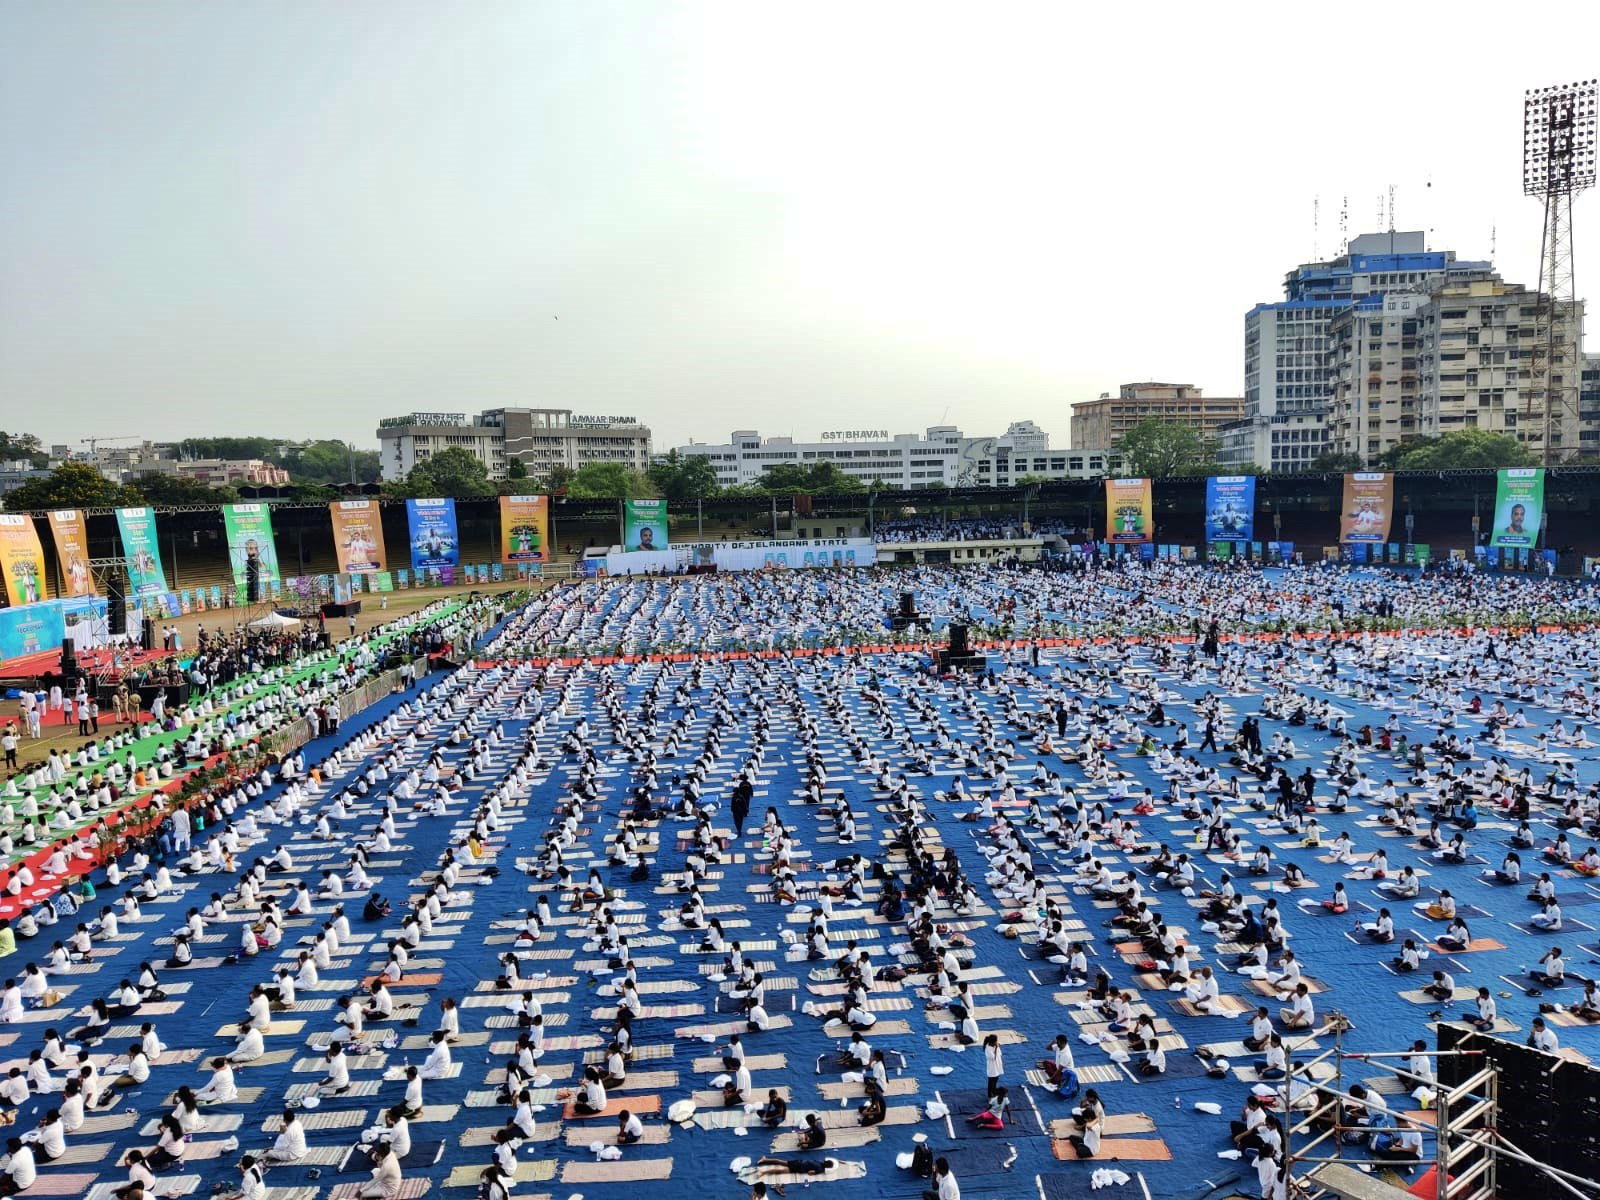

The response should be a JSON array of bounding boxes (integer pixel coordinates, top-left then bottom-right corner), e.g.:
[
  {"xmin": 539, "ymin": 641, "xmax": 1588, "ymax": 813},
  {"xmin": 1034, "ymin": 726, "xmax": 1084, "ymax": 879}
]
[{"xmin": 2, "ymin": 2, "xmax": 1597, "ymax": 454}]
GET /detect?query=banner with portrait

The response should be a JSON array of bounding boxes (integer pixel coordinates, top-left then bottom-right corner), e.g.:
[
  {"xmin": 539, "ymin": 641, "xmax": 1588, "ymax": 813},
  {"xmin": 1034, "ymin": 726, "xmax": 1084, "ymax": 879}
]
[
  {"xmin": 405, "ymin": 498, "xmax": 460, "ymax": 573},
  {"xmin": 623, "ymin": 499, "xmax": 670, "ymax": 552},
  {"xmin": 47, "ymin": 510, "xmax": 94, "ymax": 597},
  {"xmin": 1339, "ymin": 473, "xmax": 1394, "ymax": 543},
  {"xmin": 499, "ymin": 495, "xmax": 551, "ymax": 565},
  {"xmin": 115, "ymin": 506, "xmax": 169, "ymax": 599},
  {"xmin": 1490, "ymin": 468, "xmax": 1544, "ymax": 549},
  {"xmin": 330, "ymin": 499, "xmax": 389, "ymax": 574},
  {"xmin": 221, "ymin": 503, "xmax": 282, "ymax": 592},
  {"xmin": 1104, "ymin": 478, "xmax": 1153, "ymax": 544},
  {"xmin": 0, "ymin": 514, "xmax": 48, "ymax": 606},
  {"xmin": 1204, "ymin": 476, "xmax": 1255, "ymax": 542}
]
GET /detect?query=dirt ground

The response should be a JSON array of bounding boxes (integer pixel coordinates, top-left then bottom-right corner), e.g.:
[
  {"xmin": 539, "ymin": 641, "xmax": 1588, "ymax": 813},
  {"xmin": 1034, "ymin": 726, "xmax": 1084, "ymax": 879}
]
[{"xmin": 5, "ymin": 579, "xmax": 535, "ymax": 760}]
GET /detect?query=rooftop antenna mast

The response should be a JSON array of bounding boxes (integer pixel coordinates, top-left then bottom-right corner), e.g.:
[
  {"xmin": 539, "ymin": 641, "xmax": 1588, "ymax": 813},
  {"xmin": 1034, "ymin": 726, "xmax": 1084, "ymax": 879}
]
[
  {"xmin": 1339, "ymin": 196, "xmax": 1348, "ymax": 255},
  {"xmin": 1523, "ymin": 80, "xmax": 1598, "ymax": 465},
  {"xmin": 1313, "ymin": 195, "xmax": 1320, "ymax": 259}
]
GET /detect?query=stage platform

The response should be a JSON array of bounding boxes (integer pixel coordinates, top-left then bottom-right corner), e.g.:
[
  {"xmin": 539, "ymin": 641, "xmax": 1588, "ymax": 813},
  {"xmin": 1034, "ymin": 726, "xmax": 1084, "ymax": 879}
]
[{"xmin": 0, "ymin": 645, "xmax": 177, "ymax": 689}]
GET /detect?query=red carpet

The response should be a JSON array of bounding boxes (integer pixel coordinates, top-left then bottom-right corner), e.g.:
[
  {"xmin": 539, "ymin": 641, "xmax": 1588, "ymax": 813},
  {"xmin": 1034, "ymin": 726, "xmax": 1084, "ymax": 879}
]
[
  {"xmin": 0, "ymin": 646, "xmax": 177, "ymax": 690},
  {"xmin": 0, "ymin": 751, "xmax": 220, "ymax": 920}
]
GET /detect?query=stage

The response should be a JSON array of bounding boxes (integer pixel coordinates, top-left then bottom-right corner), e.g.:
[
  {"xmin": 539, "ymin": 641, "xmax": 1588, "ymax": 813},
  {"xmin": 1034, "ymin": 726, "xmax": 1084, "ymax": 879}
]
[{"xmin": 0, "ymin": 644, "xmax": 178, "ymax": 689}]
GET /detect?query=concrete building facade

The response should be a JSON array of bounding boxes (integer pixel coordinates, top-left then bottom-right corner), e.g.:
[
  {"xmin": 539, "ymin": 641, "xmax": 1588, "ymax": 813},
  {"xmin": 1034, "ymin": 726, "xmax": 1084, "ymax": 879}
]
[
  {"xmin": 377, "ymin": 409, "xmax": 653, "ymax": 482},
  {"xmin": 675, "ymin": 420, "xmax": 1118, "ymax": 489},
  {"xmin": 1219, "ymin": 232, "xmax": 1495, "ymax": 471},
  {"xmin": 1069, "ymin": 383, "xmax": 1243, "ymax": 450},
  {"xmin": 1415, "ymin": 281, "xmax": 1591, "ymax": 457}
]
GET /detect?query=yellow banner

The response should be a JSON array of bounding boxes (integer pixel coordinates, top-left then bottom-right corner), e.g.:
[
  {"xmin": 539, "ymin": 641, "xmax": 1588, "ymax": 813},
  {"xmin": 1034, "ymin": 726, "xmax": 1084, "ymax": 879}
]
[
  {"xmin": 1104, "ymin": 478, "xmax": 1153, "ymax": 543},
  {"xmin": 1339, "ymin": 473, "xmax": 1394, "ymax": 543},
  {"xmin": 0, "ymin": 514, "xmax": 49, "ymax": 605},
  {"xmin": 329, "ymin": 500, "xmax": 389, "ymax": 574},
  {"xmin": 46, "ymin": 510, "xmax": 94, "ymax": 597},
  {"xmin": 500, "ymin": 495, "xmax": 551, "ymax": 565}
]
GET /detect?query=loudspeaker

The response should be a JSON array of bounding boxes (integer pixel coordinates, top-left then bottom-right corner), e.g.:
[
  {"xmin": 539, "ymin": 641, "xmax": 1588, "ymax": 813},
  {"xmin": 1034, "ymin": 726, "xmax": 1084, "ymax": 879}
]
[
  {"xmin": 949, "ymin": 623, "xmax": 970, "ymax": 655},
  {"xmin": 899, "ymin": 592, "xmax": 916, "ymax": 618},
  {"xmin": 142, "ymin": 617, "xmax": 157, "ymax": 652},
  {"xmin": 61, "ymin": 638, "xmax": 76, "ymax": 674},
  {"xmin": 246, "ymin": 555, "xmax": 261, "ymax": 604},
  {"xmin": 107, "ymin": 582, "xmax": 127, "ymax": 636}
]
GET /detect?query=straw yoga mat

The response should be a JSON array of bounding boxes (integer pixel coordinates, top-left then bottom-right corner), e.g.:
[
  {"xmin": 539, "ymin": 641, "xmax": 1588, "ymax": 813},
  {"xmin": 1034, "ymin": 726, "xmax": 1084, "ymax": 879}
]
[
  {"xmin": 1052, "ymin": 1137, "xmax": 1173, "ymax": 1161},
  {"xmin": 561, "ymin": 1158, "xmax": 674, "ymax": 1183}
]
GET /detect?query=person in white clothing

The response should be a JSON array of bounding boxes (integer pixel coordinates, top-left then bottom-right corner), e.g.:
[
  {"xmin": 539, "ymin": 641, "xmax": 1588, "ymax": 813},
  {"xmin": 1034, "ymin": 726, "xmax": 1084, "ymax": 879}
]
[
  {"xmin": 264, "ymin": 1109, "xmax": 307, "ymax": 1163},
  {"xmin": 359, "ymin": 1143, "xmax": 403, "ymax": 1200},
  {"xmin": 197, "ymin": 1058, "xmax": 238, "ymax": 1104},
  {"xmin": 418, "ymin": 1031, "xmax": 452, "ymax": 1080}
]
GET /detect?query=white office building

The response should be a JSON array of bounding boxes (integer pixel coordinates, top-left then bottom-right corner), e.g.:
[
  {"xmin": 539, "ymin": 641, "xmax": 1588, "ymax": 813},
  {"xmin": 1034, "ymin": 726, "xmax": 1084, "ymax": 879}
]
[
  {"xmin": 378, "ymin": 408, "xmax": 652, "ymax": 482},
  {"xmin": 675, "ymin": 421, "xmax": 1113, "ymax": 488}
]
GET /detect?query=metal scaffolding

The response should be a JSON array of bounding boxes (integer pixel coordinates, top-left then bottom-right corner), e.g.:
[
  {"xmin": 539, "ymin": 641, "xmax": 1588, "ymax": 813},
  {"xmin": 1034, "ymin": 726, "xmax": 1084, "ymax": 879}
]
[{"xmin": 1285, "ymin": 1016, "xmax": 1600, "ymax": 1200}]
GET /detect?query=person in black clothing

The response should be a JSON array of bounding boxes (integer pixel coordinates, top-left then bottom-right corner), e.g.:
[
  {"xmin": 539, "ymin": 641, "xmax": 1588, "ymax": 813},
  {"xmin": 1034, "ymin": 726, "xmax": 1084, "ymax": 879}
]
[
  {"xmin": 731, "ymin": 779, "xmax": 752, "ymax": 837},
  {"xmin": 798, "ymin": 1112, "xmax": 827, "ymax": 1149}
]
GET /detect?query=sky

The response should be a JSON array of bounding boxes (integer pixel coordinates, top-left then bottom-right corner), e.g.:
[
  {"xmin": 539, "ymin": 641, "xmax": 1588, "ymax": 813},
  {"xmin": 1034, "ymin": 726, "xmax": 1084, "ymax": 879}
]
[{"xmin": 2, "ymin": 1, "xmax": 1598, "ymax": 455}]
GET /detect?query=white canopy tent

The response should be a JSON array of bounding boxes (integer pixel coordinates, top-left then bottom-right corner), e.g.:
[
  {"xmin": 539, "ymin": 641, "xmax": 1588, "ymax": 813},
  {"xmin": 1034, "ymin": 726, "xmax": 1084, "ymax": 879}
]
[{"xmin": 248, "ymin": 611, "xmax": 303, "ymax": 631}]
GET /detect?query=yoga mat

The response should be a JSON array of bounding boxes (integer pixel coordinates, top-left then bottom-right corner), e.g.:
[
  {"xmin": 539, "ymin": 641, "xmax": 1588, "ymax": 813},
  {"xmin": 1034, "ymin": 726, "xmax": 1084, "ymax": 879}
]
[
  {"xmin": 563, "ymin": 1094, "xmax": 662, "ymax": 1120},
  {"xmin": 443, "ymin": 1160, "xmax": 554, "ymax": 1186},
  {"xmin": 772, "ymin": 1125, "xmax": 881, "ymax": 1151},
  {"xmin": 561, "ymin": 1157, "xmax": 674, "ymax": 1182},
  {"xmin": 735, "ymin": 1159, "xmax": 866, "ymax": 1185}
]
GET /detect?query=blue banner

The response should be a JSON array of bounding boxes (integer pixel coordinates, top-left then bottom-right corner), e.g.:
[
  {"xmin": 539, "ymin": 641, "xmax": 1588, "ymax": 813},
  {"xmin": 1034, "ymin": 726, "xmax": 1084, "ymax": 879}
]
[
  {"xmin": 1204, "ymin": 476, "xmax": 1256, "ymax": 542},
  {"xmin": 405, "ymin": 499, "xmax": 461, "ymax": 574},
  {"xmin": 0, "ymin": 600, "xmax": 64, "ymax": 664}
]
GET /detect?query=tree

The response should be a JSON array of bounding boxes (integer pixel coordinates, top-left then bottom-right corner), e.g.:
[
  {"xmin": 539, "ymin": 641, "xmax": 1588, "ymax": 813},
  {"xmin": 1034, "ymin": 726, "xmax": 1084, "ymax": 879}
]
[
  {"xmin": 3, "ymin": 463, "xmax": 138, "ymax": 512},
  {"xmin": 176, "ymin": 436, "xmax": 280, "ymax": 460},
  {"xmin": 281, "ymin": 439, "xmax": 381, "ymax": 485},
  {"xmin": 1309, "ymin": 451, "xmax": 1366, "ymax": 473},
  {"xmin": 0, "ymin": 431, "xmax": 48, "ymax": 469},
  {"xmin": 1115, "ymin": 419, "xmax": 1219, "ymax": 477},
  {"xmin": 507, "ymin": 458, "xmax": 529, "ymax": 480},
  {"xmin": 647, "ymin": 450, "xmax": 720, "ymax": 500},
  {"xmin": 749, "ymin": 462, "xmax": 867, "ymax": 494},
  {"xmin": 387, "ymin": 446, "xmax": 496, "ymax": 499},
  {"xmin": 1388, "ymin": 430, "xmax": 1537, "ymax": 471},
  {"xmin": 129, "ymin": 473, "xmax": 240, "ymax": 504},
  {"xmin": 538, "ymin": 464, "xmax": 576, "ymax": 493},
  {"xmin": 287, "ymin": 482, "xmax": 340, "ymax": 502},
  {"xmin": 567, "ymin": 463, "xmax": 656, "ymax": 499}
]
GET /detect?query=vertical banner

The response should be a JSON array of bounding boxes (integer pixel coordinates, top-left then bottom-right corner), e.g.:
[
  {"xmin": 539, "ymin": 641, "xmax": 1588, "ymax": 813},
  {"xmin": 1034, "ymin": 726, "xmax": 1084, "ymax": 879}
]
[
  {"xmin": 330, "ymin": 499, "xmax": 389, "ymax": 574},
  {"xmin": 499, "ymin": 495, "xmax": 551, "ymax": 565},
  {"xmin": 1339, "ymin": 473, "xmax": 1394, "ymax": 543},
  {"xmin": 405, "ymin": 499, "xmax": 459, "ymax": 573},
  {"xmin": 623, "ymin": 499, "xmax": 669, "ymax": 551},
  {"xmin": 1104, "ymin": 478, "xmax": 1153, "ymax": 544},
  {"xmin": 46, "ymin": 510, "xmax": 95, "ymax": 598},
  {"xmin": 1490, "ymin": 467, "xmax": 1544, "ymax": 549},
  {"xmin": 221, "ymin": 503, "xmax": 282, "ymax": 592},
  {"xmin": 115, "ymin": 506, "xmax": 169, "ymax": 599},
  {"xmin": 0, "ymin": 515, "xmax": 48, "ymax": 606},
  {"xmin": 1203, "ymin": 476, "xmax": 1256, "ymax": 542}
]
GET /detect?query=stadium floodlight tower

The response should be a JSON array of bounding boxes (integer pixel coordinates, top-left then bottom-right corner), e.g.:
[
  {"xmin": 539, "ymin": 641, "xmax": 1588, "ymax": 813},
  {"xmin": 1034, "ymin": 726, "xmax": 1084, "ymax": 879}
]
[{"xmin": 1523, "ymin": 81, "xmax": 1598, "ymax": 465}]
